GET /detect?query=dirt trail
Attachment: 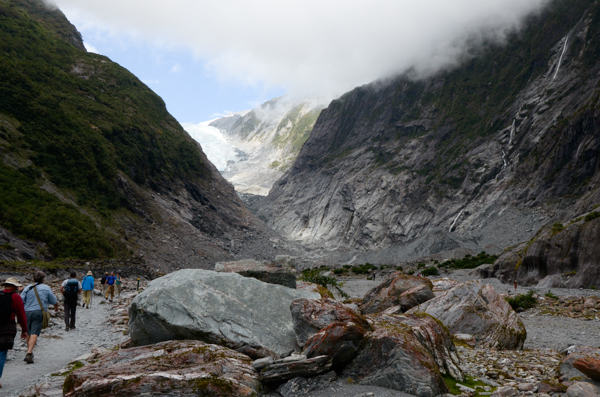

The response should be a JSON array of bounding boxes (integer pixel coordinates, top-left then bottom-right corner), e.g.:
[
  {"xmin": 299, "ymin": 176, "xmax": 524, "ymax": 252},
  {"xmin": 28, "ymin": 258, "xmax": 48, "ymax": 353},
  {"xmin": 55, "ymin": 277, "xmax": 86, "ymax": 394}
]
[{"xmin": 1, "ymin": 293, "xmax": 126, "ymax": 397}]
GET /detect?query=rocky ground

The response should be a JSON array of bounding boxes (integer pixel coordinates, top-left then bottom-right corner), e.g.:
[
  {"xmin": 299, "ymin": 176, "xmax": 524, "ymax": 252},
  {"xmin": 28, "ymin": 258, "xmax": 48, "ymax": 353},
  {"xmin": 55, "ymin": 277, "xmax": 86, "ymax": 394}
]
[
  {"xmin": 5, "ymin": 268, "xmax": 600, "ymax": 397},
  {"xmin": 1, "ymin": 278, "xmax": 138, "ymax": 397}
]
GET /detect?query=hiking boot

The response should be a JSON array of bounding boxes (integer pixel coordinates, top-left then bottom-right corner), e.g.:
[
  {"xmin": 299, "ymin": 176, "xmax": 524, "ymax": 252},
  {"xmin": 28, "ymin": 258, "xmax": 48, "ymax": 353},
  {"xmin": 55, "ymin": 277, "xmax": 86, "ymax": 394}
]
[
  {"xmin": 24, "ymin": 353, "xmax": 33, "ymax": 364},
  {"xmin": 65, "ymin": 326, "xmax": 69, "ymax": 331}
]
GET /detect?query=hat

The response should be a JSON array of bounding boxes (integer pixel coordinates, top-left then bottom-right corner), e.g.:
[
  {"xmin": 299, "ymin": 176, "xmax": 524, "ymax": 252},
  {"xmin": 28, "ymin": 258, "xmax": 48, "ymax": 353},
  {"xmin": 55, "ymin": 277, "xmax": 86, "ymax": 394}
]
[
  {"xmin": 86, "ymin": 271, "xmax": 93, "ymax": 276},
  {"xmin": 105, "ymin": 272, "xmax": 109, "ymax": 275},
  {"xmin": 2, "ymin": 277, "xmax": 22, "ymax": 288}
]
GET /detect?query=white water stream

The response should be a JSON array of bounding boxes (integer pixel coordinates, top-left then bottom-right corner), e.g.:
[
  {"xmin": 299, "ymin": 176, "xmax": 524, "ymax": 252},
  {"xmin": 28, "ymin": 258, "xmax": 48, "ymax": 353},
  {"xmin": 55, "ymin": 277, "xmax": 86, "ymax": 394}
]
[{"xmin": 553, "ymin": 37, "xmax": 568, "ymax": 80}]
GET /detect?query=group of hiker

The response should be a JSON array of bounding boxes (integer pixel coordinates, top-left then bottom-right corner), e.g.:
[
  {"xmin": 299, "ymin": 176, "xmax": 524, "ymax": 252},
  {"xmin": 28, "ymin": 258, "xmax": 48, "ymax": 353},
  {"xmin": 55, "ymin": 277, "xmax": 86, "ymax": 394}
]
[{"xmin": 0, "ymin": 270, "xmax": 124, "ymax": 388}]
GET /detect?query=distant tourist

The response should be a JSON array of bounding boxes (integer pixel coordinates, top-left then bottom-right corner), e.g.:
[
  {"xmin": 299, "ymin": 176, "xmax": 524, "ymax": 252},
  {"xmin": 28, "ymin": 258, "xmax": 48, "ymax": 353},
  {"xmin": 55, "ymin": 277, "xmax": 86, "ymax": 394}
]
[
  {"xmin": 0, "ymin": 278, "xmax": 28, "ymax": 387},
  {"xmin": 21, "ymin": 271, "xmax": 58, "ymax": 364},
  {"xmin": 81, "ymin": 271, "xmax": 94, "ymax": 309},
  {"xmin": 104, "ymin": 272, "xmax": 116, "ymax": 302},
  {"xmin": 100, "ymin": 272, "xmax": 109, "ymax": 294},
  {"xmin": 61, "ymin": 272, "xmax": 82, "ymax": 331},
  {"xmin": 115, "ymin": 273, "xmax": 123, "ymax": 297}
]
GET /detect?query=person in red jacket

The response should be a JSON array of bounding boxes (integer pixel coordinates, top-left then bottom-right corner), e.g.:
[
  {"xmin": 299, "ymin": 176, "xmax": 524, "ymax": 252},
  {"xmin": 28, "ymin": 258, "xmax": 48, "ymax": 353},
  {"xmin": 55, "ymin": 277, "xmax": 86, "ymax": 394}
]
[{"xmin": 0, "ymin": 278, "xmax": 28, "ymax": 388}]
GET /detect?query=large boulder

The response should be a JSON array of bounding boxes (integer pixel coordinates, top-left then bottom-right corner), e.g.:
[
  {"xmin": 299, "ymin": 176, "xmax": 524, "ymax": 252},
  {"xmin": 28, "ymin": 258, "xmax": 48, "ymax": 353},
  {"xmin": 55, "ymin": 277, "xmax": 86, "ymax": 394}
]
[
  {"xmin": 290, "ymin": 298, "xmax": 370, "ymax": 347},
  {"xmin": 573, "ymin": 356, "xmax": 600, "ymax": 381},
  {"xmin": 360, "ymin": 273, "xmax": 434, "ymax": 314},
  {"xmin": 559, "ymin": 346, "xmax": 600, "ymax": 381},
  {"xmin": 407, "ymin": 280, "xmax": 526, "ymax": 349},
  {"xmin": 566, "ymin": 381, "xmax": 600, "ymax": 397},
  {"xmin": 387, "ymin": 313, "xmax": 463, "ymax": 381},
  {"xmin": 301, "ymin": 321, "xmax": 367, "ymax": 371},
  {"xmin": 63, "ymin": 340, "xmax": 261, "ymax": 397},
  {"xmin": 129, "ymin": 269, "xmax": 319, "ymax": 357},
  {"xmin": 215, "ymin": 258, "xmax": 296, "ymax": 288},
  {"xmin": 398, "ymin": 284, "xmax": 435, "ymax": 312},
  {"xmin": 343, "ymin": 314, "xmax": 450, "ymax": 397}
]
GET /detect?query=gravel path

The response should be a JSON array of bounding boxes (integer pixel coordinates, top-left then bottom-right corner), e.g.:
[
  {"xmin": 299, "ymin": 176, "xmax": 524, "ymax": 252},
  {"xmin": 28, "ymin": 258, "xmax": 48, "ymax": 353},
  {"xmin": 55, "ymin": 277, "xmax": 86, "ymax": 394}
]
[{"xmin": 1, "ymin": 295, "xmax": 126, "ymax": 397}]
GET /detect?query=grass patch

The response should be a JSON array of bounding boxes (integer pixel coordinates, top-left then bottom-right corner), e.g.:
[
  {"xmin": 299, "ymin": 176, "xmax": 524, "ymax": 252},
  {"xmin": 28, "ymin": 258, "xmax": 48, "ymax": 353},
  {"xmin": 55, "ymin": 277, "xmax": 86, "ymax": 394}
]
[
  {"xmin": 544, "ymin": 291, "xmax": 559, "ymax": 300},
  {"xmin": 505, "ymin": 290, "xmax": 538, "ymax": 310},
  {"xmin": 584, "ymin": 212, "xmax": 600, "ymax": 222},
  {"xmin": 551, "ymin": 222, "xmax": 565, "ymax": 234},
  {"xmin": 442, "ymin": 374, "xmax": 496, "ymax": 396}
]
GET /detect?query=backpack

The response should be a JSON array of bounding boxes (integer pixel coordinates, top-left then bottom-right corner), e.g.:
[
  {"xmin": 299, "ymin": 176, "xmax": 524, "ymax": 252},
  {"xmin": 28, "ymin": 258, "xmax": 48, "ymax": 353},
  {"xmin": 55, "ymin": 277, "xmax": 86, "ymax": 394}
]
[
  {"xmin": 0, "ymin": 291, "xmax": 13, "ymax": 325},
  {"xmin": 64, "ymin": 280, "xmax": 79, "ymax": 301}
]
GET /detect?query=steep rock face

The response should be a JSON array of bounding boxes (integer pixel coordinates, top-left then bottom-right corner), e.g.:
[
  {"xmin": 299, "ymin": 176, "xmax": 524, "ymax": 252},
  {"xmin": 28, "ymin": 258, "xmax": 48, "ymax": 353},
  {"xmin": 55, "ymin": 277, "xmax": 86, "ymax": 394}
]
[
  {"xmin": 259, "ymin": 0, "xmax": 600, "ymax": 261},
  {"xmin": 0, "ymin": 0, "xmax": 280, "ymax": 269},
  {"xmin": 491, "ymin": 215, "xmax": 600, "ymax": 288}
]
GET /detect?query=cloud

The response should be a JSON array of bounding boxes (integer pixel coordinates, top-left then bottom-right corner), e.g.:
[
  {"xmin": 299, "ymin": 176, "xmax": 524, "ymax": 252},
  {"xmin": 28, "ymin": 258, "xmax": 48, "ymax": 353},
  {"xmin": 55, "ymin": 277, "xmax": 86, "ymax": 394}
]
[
  {"xmin": 49, "ymin": 0, "xmax": 549, "ymax": 99},
  {"xmin": 171, "ymin": 63, "xmax": 182, "ymax": 73}
]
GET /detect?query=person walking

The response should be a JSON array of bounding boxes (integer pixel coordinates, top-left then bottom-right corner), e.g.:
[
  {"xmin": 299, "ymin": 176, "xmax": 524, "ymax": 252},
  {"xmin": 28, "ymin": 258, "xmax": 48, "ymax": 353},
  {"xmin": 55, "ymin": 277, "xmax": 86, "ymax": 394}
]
[
  {"xmin": 81, "ymin": 271, "xmax": 94, "ymax": 309},
  {"xmin": 21, "ymin": 271, "xmax": 58, "ymax": 364},
  {"xmin": 100, "ymin": 272, "xmax": 108, "ymax": 295},
  {"xmin": 0, "ymin": 278, "xmax": 28, "ymax": 388},
  {"xmin": 61, "ymin": 272, "xmax": 81, "ymax": 331},
  {"xmin": 104, "ymin": 272, "xmax": 116, "ymax": 302},
  {"xmin": 115, "ymin": 273, "xmax": 122, "ymax": 297}
]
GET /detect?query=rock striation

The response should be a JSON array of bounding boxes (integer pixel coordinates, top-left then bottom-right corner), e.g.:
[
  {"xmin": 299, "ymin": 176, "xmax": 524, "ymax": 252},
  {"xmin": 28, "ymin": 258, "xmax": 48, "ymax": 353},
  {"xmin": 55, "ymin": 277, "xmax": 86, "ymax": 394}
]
[
  {"xmin": 128, "ymin": 269, "xmax": 319, "ymax": 357},
  {"xmin": 407, "ymin": 280, "xmax": 526, "ymax": 349},
  {"xmin": 63, "ymin": 340, "xmax": 261, "ymax": 397}
]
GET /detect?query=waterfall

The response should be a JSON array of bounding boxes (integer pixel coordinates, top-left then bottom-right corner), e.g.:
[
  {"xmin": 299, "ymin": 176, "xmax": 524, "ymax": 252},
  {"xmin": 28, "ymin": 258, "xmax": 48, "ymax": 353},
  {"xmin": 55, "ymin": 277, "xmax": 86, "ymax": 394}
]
[
  {"xmin": 553, "ymin": 37, "xmax": 568, "ymax": 80},
  {"xmin": 502, "ymin": 150, "xmax": 508, "ymax": 168},
  {"xmin": 509, "ymin": 119, "xmax": 516, "ymax": 145},
  {"xmin": 449, "ymin": 209, "xmax": 465, "ymax": 233}
]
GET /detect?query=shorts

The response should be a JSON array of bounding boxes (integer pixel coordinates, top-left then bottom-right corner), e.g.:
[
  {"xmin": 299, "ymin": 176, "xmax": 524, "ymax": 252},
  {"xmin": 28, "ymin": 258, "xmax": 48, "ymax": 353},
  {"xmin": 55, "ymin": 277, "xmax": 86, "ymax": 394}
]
[{"xmin": 26, "ymin": 311, "xmax": 44, "ymax": 336}]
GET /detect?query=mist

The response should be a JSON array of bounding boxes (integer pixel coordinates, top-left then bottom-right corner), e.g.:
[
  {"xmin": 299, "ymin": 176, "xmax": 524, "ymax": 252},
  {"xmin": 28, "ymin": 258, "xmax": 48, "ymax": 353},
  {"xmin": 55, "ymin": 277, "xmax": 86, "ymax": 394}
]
[{"xmin": 48, "ymin": 0, "xmax": 549, "ymax": 99}]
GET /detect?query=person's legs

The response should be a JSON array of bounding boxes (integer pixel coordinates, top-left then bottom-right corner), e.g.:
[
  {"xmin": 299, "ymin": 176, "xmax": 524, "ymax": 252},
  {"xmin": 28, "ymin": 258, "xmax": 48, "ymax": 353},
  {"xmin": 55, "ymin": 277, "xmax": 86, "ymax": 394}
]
[
  {"xmin": 83, "ymin": 290, "xmax": 91, "ymax": 307},
  {"xmin": 116, "ymin": 284, "xmax": 121, "ymax": 296},
  {"xmin": 0, "ymin": 349, "xmax": 7, "ymax": 379},
  {"xmin": 70, "ymin": 301, "xmax": 76, "ymax": 328},
  {"xmin": 25, "ymin": 311, "xmax": 42, "ymax": 362}
]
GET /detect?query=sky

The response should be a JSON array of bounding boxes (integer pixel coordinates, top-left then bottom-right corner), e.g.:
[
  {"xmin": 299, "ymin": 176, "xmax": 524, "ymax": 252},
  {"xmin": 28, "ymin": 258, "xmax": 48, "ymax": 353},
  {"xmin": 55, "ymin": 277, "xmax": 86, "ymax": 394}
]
[{"xmin": 48, "ymin": 0, "xmax": 550, "ymax": 125}]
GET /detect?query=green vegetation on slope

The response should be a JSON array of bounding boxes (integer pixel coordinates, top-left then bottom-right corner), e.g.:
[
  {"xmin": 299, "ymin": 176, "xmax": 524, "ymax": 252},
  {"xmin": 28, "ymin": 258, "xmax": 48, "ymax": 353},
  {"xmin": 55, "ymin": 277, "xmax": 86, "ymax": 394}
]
[
  {"xmin": 272, "ymin": 105, "xmax": 323, "ymax": 153},
  {"xmin": 438, "ymin": 252, "xmax": 498, "ymax": 270},
  {"xmin": 0, "ymin": 0, "xmax": 210, "ymax": 259}
]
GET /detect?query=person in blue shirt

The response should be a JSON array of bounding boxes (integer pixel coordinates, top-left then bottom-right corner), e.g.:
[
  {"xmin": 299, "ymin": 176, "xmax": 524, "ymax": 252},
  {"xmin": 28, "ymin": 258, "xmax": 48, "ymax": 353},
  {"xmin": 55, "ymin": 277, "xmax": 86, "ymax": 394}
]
[
  {"xmin": 104, "ymin": 272, "xmax": 116, "ymax": 302},
  {"xmin": 21, "ymin": 271, "xmax": 58, "ymax": 364},
  {"xmin": 81, "ymin": 271, "xmax": 95, "ymax": 309}
]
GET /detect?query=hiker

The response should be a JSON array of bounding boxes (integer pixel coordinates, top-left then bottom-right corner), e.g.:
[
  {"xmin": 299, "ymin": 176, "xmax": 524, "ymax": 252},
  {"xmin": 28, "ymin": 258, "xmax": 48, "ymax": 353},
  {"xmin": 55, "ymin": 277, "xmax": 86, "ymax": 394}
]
[
  {"xmin": 0, "ymin": 278, "xmax": 28, "ymax": 388},
  {"xmin": 100, "ymin": 272, "xmax": 108, "ymax": 294},
  {"xmin": 81, "ymin": 271, "xmax": 94, "ymax": 309},
  {"xmin": 21, "ymin": 271, "xmax": 58, "ymax": 364},
  {"xmin": 115, "ymin": 273, "xmax": 123, "ymax": 297},
  {"xmin": 61, "ymin": 272, "xmax": 82, "ymax": 331},
  {"xmin": 104, "ymin": 271, "xmax": 116, "ymax": 302}
]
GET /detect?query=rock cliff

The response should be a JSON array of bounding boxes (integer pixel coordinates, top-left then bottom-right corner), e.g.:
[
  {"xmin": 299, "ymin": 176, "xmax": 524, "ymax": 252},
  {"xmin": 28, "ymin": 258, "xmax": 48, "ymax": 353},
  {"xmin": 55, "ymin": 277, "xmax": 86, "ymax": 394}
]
[
  {"xmin": 0, "ymin": 0, "xmax": 282, "ymax": 270},
  {"xmin": 258, "ymin": 0, "xmax": 600, "ymax": 264}
]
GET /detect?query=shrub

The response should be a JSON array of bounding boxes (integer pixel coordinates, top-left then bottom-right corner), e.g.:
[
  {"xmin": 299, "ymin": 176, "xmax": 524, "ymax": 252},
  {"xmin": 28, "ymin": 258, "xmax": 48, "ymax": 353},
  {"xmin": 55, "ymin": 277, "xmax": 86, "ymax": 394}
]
[
  {"xmin": 551, "ymin": 222, "xmax": 564, "ymax": 234},
  {"xmin": 351, "ymin": 263, "xmax": 377, "ymax": 275},
  {"xmin": 438, "ymin": 252, "xmax": 498, "ymax": 270},
  {"xmin": 505, "ymin": 290, "xmax": 537, "ymax": 310},
  {"xmin": 421, "ymin": 266, "xmax": 439, "ymax": 277},
  {"xmin": 544, "ymin": 291, "xmax": 559, "ymax": 300},
  {"xmin": 584, "ymin": 212, "xmax": 600, "ymax": 222},
  {"xmin": 300, "ymin": 269, "xmax": 349, "ymax": 298}
]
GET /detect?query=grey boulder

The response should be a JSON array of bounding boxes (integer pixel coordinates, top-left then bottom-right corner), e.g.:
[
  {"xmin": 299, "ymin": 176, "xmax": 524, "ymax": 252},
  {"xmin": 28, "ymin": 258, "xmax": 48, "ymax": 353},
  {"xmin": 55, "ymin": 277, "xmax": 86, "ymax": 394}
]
[
  {"xmin": 260, "ymin": 355, "xmax": 332, "ymax": 383},
  {"xmin": 407, "ymin": 280, "xmax": 526, "ymax": 350},
  {"xmin": 129, "ymin": 269, "xmax": 319, "ymax": 357},
  {"xmin": 566, "ymin": 382, "xmax": 600, "ymax": 397}
]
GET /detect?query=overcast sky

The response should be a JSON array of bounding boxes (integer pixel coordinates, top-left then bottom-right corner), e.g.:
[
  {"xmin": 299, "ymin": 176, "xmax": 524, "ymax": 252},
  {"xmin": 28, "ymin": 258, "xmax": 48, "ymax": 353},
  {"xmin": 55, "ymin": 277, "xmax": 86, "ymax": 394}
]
[{"xmin": 48, "ymin": 0, "xmax": 549, "ymax": 123}]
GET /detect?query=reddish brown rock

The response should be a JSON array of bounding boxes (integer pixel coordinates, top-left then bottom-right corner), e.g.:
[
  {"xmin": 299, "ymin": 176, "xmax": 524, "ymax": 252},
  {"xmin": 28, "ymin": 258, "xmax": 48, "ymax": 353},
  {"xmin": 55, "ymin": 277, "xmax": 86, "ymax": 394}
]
[
  {"xmin": 388, "ymin": 313, "xmax": 463, "ymax": 381},
  {"xmin": 360, "ymin": 273, "xmax": 433, "ymax": 314},
  {"xmin": 573, "ymin": 356, "xmax": 600, "ymax": 381},
  {"xmin": 398, "ymin": 284, "xmax": 435, "ymax": 312},
  {"xmin": 343, "ymin": 314, "xmax": 449, "ymax": 397},
  {"xmin": 63, "ymin": 340, "xmax": 260, "ymax": 397},
  {"xmin": 302, "ymin": 321, "xmax": 367, "ymax": 370},
  {"xmin": 290, "ymin": 298, "xmax": 370, "ymax": 347},
  {"xmin": 561, "ymin": 346, "xmax": 600, "ymax": 381}
]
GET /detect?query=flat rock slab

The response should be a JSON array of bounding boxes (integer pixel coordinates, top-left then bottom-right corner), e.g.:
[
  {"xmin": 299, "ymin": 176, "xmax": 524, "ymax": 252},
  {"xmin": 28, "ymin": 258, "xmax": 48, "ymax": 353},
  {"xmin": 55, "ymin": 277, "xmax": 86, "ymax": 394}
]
[
  {"xmin": 407, "ymin": 280, "xmax": 526, "ymax": 350},
  {"xmin": 361, "ymin": 273, "xmax": 433, "ymax": 314},
  {"xmin": 215, "ymin": 259, "xmax": 296, "ymax": 288},
  {"xmin": 63, "ymin": 340, "xmax": 260, "ymax": 397},
  {"xmin": 129, "ymin": 269, "xmax": 319, "ymax": 357},
  {"xmin": 261, "ymin": 355, "xmax": 332, "ymax": 383}
]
